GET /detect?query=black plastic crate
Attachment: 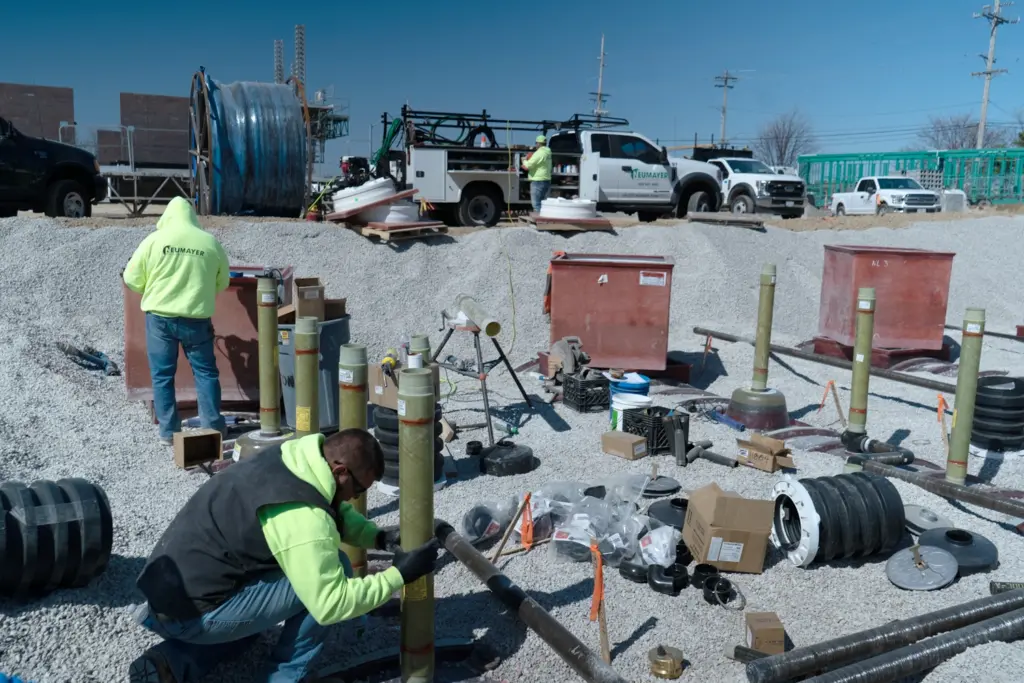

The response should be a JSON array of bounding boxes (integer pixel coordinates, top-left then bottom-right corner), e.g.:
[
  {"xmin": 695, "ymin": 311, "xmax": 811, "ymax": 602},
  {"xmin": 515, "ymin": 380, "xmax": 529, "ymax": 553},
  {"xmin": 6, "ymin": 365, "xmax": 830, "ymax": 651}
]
[
  {"xmin": 563, "ymin": 373, "xmax": 610, "ymax": 413},
  {"xmin": 623, "ymin": 406, "xmax": 672, "ymax": 454}
]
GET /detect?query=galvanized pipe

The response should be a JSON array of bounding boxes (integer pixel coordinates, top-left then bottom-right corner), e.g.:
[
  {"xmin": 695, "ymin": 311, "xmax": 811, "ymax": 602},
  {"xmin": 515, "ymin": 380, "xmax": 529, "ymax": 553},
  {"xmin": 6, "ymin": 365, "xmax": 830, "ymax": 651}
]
[
  {"xmin": 293, "ymin": 316, "xmax": 320, "ymax": 438},
  {"xmin": 257, "ymin": 277, "xmax": 282, "ymax": 435},
  {"xmin": 691, "ymin": 327, "xmax": 958, "ymax": 394},
  {"xmin": 398, "ymin": 368, "xmax": 436, "ymax": 682},
  {"xmin": 455, "ymin": 294, "xmax": 501, "ymax": 337},
  {"xmin": 947, "ymin": 308, "xmax": 985, "ymax": 485},
  {"xmin": 751, "ymin": 264, "xmax": 777, "ymax": 392},
  {"xmin": 435, "ymin": 522, "xmax": 630, "ymax": 683},
  {"xmin": 745, "ymin": 589, "xmax": 1024, "ymax": 683},
  {"xmin": 847, "ymin": 287, "xmax": 875, "ymax": 435},
  {"xmin": 338, "ymin": 343, "xmax": 368, "ymax": 577}
]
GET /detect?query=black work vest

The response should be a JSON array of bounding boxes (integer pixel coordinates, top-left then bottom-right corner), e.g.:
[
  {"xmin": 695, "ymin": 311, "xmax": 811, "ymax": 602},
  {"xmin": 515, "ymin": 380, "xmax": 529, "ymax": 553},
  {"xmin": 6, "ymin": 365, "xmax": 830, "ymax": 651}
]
[{"xmin": 136, "ymin": 445, "xmax": 338, "ymax": 620}]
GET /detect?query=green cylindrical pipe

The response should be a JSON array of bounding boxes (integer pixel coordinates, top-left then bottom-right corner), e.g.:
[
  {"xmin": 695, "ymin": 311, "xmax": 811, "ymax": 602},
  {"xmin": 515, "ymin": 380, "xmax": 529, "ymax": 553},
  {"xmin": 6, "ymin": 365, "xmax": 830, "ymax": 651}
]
[
  {"xmin": 294, "ymin": 316, "xmax": 320, "ymax": 438},
  {"xmin": 847, "ymin": 287, "xmax": 876, "ymax": 435},
  {"xmin": 398, "ymin": 368, "xmax": 436, "ymax": 682},
  {"xmin": 751, "ymin": 263, "xmax": 777, "ymax": 392},
  {"xmin": 947, "ymin": 308, "xmax": 985, "ymax": 485},
  {"xmin": 409, "ymin": 333, "xmax": 431, "ymax": 359},
  {"xmin": 257, "ymin": 277, "xmax": 282, "ymax": 436},
  {"xmin": 455, "ymin": 293, "xmax": 501, "ymax": 337},
  {"xmin": 338, "ymin": 343, "xmax": 369, "ymax": 577}
]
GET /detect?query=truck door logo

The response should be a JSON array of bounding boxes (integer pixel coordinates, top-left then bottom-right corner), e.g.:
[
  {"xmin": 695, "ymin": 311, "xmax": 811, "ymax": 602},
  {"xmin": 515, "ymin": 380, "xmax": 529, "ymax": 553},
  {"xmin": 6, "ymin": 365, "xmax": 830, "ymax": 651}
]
[{"xmin": 630, "ymin": 170, "xmax": 669, "ymax": 179}]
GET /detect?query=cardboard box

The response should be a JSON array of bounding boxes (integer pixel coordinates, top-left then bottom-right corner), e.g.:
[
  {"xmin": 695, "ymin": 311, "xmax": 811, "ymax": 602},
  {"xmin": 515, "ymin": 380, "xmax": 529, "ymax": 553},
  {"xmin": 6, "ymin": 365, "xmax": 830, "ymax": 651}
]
[
  {"xmin": 369, "ymin": 362, "xmax": 441, "ymax": 411},
  {"xmin": 292, "ymin": 277, "xmax": 325, "ymax": 321},
  {"xmin": 745, "ymin": 612, "xmax": 786, "ymax": 655},
  {"xmin": 737, "ymin": 434, "xmax": 795, "ymax": 473},
  {"xmin": 278, "ymin": 297, "xmax": 346, "ymax": 325},
  {"xmin": 682, "ymin": 483, "xmax": 774, "ymax": 574},
  {"xmin": 601, "ymin": 431, "xmax": 648, "ymax": 460},
  {"xmin": 173, "ymin": 429, "xmax": 223, "ymax": 469}
]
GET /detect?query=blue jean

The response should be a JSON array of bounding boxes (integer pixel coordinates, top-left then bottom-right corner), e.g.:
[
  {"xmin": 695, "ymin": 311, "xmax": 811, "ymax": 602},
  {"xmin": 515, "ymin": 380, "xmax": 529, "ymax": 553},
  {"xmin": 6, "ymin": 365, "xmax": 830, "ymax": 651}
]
[
  {"xmin": 145, "ymin": 313, "xmax": 225, "ymax": 440},
  {"xmin": 135, "ymin": 554, "xmax": 354, "ymax": 682},
  {"xmin": 530, "ymin": 180, "xmax": 551, "ymax": 212}
]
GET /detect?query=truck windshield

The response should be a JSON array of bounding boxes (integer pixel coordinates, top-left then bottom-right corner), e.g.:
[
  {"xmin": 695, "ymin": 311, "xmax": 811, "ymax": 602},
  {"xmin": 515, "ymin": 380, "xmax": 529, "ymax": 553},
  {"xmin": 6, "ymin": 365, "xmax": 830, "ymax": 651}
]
[
  {"xmin": 726, "ymin": 159, "xmax": 774, "ymax": 174},
  {"xmin": 877, "ymin": 178, "xmax": 923, "ymax": 190}
]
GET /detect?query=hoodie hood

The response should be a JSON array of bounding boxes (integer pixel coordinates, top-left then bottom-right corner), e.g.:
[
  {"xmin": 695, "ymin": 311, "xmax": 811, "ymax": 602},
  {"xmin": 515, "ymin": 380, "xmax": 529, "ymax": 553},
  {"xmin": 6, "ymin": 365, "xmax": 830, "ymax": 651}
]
[{"xmin": 157, "ymin": 197, "xmax": 203, "ymax": 231}]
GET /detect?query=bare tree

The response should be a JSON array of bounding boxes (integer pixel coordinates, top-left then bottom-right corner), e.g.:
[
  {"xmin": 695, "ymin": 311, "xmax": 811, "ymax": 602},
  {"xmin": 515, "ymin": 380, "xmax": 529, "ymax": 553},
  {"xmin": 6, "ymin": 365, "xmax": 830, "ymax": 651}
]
[
  {"xmin": 916, "ymin": 113, "xmax": 1010, "ymax": 150},
  {"xmin": 752, "ymin": 110, "xmax": 817, "ymax": 167}
]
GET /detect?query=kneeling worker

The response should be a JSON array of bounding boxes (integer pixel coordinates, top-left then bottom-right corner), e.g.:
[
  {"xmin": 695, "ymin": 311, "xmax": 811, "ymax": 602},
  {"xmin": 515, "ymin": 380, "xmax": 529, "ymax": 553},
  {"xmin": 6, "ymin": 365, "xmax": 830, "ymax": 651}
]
[{"xmin": 129, "ymin": 429, "xmax": 442, "ymax": 683}]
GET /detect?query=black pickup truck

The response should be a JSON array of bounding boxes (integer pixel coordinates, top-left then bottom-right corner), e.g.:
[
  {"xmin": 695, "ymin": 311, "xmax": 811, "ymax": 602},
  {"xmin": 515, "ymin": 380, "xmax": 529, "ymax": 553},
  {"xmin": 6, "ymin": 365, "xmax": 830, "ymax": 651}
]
[{"xmin": 0, "ymin": 116, "xmax": 107, "ymax": 218}]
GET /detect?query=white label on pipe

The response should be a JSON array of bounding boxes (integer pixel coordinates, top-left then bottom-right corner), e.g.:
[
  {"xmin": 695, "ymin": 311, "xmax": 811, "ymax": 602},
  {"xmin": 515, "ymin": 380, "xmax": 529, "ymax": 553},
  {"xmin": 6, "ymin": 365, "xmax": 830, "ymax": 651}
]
[
  {"xmin": 858, "ymin": 300, "xmax": 871, "ymax": 310},
  {"xmin": 339, "ymin": 369, "xmax": 354, "ymax": 384},
  {"xmin": 855, "ymin": 353, "xmax": 865, "ymax": 362},
  {"xmin": 770, "ymin": 275, "xmax": 777, "ymax": 284},
  {"xmin": 965, "ymin": 322, "xmax": 982, "ymax": 334},
  {"xmin": 639, "ymin": 271, "xmax": 667, "ymax": 287},
  {"xmin": 261, "ymin": 292, "xmax": 276, "ymax": 304},
  {"xmin": 397, "ymin": 399, "xmax": 407, "ymax": 416}
]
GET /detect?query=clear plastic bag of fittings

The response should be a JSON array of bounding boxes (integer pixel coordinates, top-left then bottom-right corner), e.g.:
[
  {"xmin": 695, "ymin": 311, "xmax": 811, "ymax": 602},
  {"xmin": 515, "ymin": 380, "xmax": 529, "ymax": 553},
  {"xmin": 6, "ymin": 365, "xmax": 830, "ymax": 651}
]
[
  {"xmin": 508, "ymin": 480, "xmax": 590, "ymax": 545},
  {"xmin": 638, "ymin": 525, "xmax": 682, "ymax": 568},
  {"xmin": 548, "ymin": 494, "xmax": 649, "ymax": 567},
  {"xmin": 460, "ymin": 496, "xmax": 518, "ymax": 545}
]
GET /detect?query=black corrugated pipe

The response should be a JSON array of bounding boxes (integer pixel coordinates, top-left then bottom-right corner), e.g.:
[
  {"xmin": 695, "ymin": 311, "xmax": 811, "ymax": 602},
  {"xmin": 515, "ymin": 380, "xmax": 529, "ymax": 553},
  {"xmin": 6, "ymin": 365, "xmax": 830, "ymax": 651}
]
[
  {"xmin": 434, "ymin": 521, "xmax": 629, "ymax": 683},
  {"xmin": 841, "ymin": 431, "xmax": 915, "ymax": 466},
  {"xmin": 745, "ymin": 589, "xmax": 1024, "ymax": 683},
  {"xmin": 803, "ymin": 606, "xmax": 1024, "ymax": 683},
  {"xmin": 847, "ymin": 455, "xmax": 1024, "ymax": 519}
]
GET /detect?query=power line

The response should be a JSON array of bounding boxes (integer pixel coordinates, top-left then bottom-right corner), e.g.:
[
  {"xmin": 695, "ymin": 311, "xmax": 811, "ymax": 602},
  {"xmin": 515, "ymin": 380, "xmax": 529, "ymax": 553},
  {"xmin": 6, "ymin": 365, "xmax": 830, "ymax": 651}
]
[
  {"xmin": 972, "ymin": 1, "xmax": 1019, "ymax": 147},
  {"xmin": 714, "ymin": 70, "xmax": 739, "ymax": 145}
]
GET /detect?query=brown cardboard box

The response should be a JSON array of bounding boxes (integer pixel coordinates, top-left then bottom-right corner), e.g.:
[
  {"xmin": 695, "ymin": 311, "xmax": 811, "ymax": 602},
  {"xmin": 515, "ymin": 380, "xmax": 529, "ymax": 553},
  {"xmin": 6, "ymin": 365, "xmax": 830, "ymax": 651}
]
[
  {"xmin": 745, "ymin": 612, "xmax": 786, "ymax": 655},
  {"xmin": 173, "ymin": 429, "xmax": 223, "ymax": 469},
  {"xmin": 369, "ymin": 362, "xmax": 441, "ymax": 411},
  {"xmin": 737, "ymin": 434, "xmax": 795, "ymax": 473},
  {"xmin": 682, "ymin": 483, "xmax": 774, "ymax": 574},
  {"xmin": 278, "ymin": 297, "xmax": 346, "ymax": 325},
  {"xmin": 601, "ymin": 431, "xmax": 648, "ymax": 460},
  {"xmin": 292, "ymin": 277, "xmax": 325, "ymax": 321}
]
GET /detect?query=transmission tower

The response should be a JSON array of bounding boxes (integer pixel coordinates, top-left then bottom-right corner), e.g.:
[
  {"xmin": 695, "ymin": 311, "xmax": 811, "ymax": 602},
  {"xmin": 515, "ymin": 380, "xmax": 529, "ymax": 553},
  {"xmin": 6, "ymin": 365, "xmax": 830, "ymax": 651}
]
[
  {"xmin": 714, "ymin": 70, "xmax": 740, "ymax": 146},
  {"xmin": 973, "ymin": 1, "xmax": 1018, "ymax": 148},
  {"xmin": 589, "ymin": 34, "xmax": 609, "ymax": 123},
  {"xmin": 273, "ymin": 40, "xmax": 285, "ymax": 84}
]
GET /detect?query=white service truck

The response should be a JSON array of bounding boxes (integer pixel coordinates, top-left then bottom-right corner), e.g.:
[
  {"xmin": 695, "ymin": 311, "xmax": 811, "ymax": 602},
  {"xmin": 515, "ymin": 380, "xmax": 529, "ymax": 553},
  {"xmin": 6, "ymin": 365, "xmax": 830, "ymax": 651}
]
[
  {"xmin": 830, "ymin": 176, "xmax": 941, "ymax": 216},
  {"xmin": 384, "ymin": 107, "xmax": 723, "ymax": 227},
  {"xmin": 704, "ymin": 157, "xmax": 806, "ymax": 218}
]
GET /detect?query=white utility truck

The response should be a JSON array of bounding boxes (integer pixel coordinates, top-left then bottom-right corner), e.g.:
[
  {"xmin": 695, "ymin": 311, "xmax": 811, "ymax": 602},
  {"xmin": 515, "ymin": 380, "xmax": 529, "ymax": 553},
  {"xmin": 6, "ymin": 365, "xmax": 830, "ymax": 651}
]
[
  {"xmin": 830, "ymin": 176, "xmax": 941, "ymax": 216},
  {"xmin": 379, "ymin": 107, "xmax": 723, "ymax": 226},
  {"xmin": 704, "ymin": 157, "xmax": 806, "ymax": 218}
]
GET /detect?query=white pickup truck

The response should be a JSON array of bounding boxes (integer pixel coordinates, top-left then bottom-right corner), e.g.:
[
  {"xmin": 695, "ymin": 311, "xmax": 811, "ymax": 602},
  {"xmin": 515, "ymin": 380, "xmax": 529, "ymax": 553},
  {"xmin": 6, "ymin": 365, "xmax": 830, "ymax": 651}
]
[
  {"xmin": 704, "ymin": 157, "xmax": 806, "ymax": 218},
  {"xmin": 830, "ymin": 176, "xmax": 942, "ymax": 216}
]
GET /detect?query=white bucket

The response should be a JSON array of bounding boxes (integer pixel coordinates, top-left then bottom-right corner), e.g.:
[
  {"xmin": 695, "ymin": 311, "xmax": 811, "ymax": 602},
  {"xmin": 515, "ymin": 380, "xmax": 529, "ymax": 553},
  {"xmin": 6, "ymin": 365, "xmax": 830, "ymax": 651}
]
[{"xmin": 610, "ymin": 393, "xmax": 653, "ymax": 431}]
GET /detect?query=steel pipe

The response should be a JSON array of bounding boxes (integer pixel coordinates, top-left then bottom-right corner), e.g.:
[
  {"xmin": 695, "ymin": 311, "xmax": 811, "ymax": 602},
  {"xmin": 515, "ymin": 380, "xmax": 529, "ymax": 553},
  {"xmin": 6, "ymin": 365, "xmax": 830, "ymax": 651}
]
[
  {"xmin": 751, "ymin": 264, "xmax": 777, "ymax": 392},
  {"xmin": 948, "ymin": 308, "xmax": 985, "ymax": 485},
  {"xmin": 693, "ymin": 327, "xmax": 957, "ymax": 394},
  {"xmin": 435, "ymin": 522, "xmax": 629, "ymax": 683},
  {"xmin": 293, "ymin": 317, "xmax": 320, "ymax": 438},
  {"xmin": 338, "ymin": 344, "xmax": 368, "ymax": 577},
  {"xmin": 745, "ymin": 589, "xmax": 1024, "ymax": 683}
]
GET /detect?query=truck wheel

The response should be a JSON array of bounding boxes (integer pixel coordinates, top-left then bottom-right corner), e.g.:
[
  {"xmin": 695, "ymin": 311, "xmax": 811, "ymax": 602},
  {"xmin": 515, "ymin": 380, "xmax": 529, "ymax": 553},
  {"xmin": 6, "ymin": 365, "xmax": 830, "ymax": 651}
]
[
  {"xmin": 686, "ymin": 190, "xmax": 713, "ymax": 215},
  {"xmin": 729, "ymin": 194, "xmax": 755, "ymax": 214},
  {"xmin": 835, "ymin": 204, "xmax": 846, "ymax": 216},
  {"xmin": 457, "ymin": 186, "xmax": 502, "ymax": 227},
  {"xmin": 637, "ymin": 211, "xmax": 660, "ymax": 222},
  {"xmin": 46, "ymin": 180, "xmax": 91, "ymax": 218}
]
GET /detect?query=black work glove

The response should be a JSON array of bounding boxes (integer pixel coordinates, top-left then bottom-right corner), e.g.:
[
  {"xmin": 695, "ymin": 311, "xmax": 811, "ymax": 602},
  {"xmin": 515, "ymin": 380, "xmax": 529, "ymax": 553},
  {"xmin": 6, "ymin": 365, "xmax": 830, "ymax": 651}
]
[
  {"xmin": 376, "ymin": 527, "xmax": 400, "ymax": 551},
  {"xmin": 392, "ymin": 539, "xmax": 441, "ymax": 584}
]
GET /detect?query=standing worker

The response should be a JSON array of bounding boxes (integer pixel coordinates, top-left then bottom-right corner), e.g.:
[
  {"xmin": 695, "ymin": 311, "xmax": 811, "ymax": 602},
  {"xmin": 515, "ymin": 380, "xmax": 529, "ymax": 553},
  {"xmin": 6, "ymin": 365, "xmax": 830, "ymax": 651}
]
[
  {"xmin": 522, "ymin": 134, "xmax": 552, "ymax": 213},
  {"xmin": 129, "ymin": 429, "xmax": 443, "ymax": 683},
  {"xmin": 122, "ymin": 197, "xmax": 230, "ymax": 446}
]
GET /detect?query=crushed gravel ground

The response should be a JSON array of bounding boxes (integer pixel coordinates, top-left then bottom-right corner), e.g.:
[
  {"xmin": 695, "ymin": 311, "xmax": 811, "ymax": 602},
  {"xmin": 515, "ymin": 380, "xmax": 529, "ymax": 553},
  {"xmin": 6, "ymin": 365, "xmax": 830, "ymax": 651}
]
[{"xmin": 0, "ymin": 214, "xmax": 1022, "ymax": 682}]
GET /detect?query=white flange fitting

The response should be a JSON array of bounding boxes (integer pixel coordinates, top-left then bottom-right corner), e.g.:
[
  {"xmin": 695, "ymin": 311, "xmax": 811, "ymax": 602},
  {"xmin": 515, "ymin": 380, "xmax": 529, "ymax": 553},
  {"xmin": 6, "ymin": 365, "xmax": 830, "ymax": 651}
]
[
  {"xmin": 770, "ymin": 476, "xmax": 821, "ymax": 568},
  {"xmin": 332, "ymin": 178, "xmax": 396, "ymax": 213},
  {"xmin": 383, "ymin": 202, "xmax": 421, "ymax": 223},
  {"xmin": 539, "ymin": 197, "xmax": 598, "ymax": 220}
]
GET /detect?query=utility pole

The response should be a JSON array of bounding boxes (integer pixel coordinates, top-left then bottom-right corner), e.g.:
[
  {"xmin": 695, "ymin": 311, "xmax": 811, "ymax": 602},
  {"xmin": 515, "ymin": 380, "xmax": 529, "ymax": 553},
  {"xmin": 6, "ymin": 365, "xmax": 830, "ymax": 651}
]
[
  {"xmin": 973, "ymin": 1, "xmax": 1019, "ymax": 148},
  {"xmin": 590, "ymin": 34, "xmax": 609, "ymax": 124},
  {"xmin": 714, "ymin": 70, "xmax": 739, "ymax": 147}
]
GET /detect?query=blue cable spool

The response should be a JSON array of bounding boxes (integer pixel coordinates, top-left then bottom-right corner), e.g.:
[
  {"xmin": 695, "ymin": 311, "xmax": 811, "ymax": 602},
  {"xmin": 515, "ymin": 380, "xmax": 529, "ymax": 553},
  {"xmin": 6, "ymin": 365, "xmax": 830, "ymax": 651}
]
[{"xmin": 189, "ymin": 69, "xmax": 308, "ymax": 217}]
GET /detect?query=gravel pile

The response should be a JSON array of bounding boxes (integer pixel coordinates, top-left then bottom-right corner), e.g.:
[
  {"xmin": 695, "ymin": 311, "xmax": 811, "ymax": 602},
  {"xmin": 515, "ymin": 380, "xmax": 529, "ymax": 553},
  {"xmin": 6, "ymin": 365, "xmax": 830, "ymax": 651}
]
[{"xmin": 0, "ymin": 213, "xmax": 1022, "ymax": 682}]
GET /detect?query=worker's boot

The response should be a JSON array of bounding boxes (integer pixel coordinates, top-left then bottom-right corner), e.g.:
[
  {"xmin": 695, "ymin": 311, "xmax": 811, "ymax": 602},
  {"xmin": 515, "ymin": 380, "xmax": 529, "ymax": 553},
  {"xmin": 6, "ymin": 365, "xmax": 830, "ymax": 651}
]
[{"xmin": 128, "ymin": 649, "xmax": 177, "ymax": 683}]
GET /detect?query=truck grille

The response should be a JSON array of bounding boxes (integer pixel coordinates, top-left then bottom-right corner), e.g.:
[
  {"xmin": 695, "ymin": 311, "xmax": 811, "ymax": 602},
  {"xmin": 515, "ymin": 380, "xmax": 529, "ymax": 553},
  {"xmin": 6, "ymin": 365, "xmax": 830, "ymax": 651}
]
[
  {"xmin": 905, "ymin": 193, "xmax": 937, "ymax": 206},
  {"xmin": 765, "ymin": 181, "xmax": 804, "ymax": 198}
]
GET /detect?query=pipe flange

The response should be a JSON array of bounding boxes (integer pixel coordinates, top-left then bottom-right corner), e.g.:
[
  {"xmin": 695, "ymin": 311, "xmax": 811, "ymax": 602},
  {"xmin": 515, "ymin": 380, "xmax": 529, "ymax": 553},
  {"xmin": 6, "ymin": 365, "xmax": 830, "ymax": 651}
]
[
  {"xmin": 904, "ymin": 504, "xmax": 953, "ymax": 536},
  {"xmin": 770, "ymin": 476, "xmax": 821, "ymax": 568},
  {"xmin": 648, "ymin": 645, "xmax": 684, "ymax": 679},
  {"xmin": 886, "ymin": 545, "xmax": 959, "ymax": 591},
  {"xmin": 648, "ymin": 563, "xmax": 689, "ymax": 595},
  {"xmin": 918, "ymin": 527, "xmax": 999, "ymax": 576}
]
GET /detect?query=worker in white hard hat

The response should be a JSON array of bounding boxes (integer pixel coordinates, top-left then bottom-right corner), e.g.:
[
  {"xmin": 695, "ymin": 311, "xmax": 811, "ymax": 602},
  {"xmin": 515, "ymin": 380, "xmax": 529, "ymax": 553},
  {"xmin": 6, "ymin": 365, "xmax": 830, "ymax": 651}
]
[{"xmin": 521, "ymin": 134, "xmax": 552, "ymax": 213}]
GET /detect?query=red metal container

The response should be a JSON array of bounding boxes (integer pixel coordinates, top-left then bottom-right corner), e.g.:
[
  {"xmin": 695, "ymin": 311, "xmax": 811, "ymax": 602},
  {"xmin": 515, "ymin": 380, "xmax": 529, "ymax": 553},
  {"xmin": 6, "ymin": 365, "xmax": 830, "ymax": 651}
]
[
  {"xmin": 817, "ymin": 245, "xmax": 955, "ymax": 350},
  {"xmin": 548, "ymin": 253, "xmax": 674, "ymax": 370},
  {"xmin": 123, "ymin": 265, "xmax": 294, "ymax": 404}
]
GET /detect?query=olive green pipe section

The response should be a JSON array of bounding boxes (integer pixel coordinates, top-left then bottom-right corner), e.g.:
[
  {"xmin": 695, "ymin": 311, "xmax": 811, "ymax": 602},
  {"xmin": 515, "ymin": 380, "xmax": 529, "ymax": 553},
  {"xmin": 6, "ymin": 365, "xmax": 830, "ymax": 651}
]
[
  {"xmin": 293, "ymin": 316, "xmax": 320, "ymax": 438},
  {"xmin": 947, "ymin": 308, "xmax": 986, "ymax": 485},
  {"xmin": 339, "ymin": 344, "xmax": 369, "ymax": 577},
  {"xmin": 455, "ymin": 293, "xmax": 501, "ymax": 337},
  {"xmin": 409, "ymin": 334, "xmax": 431, "ymax": 359},
  {"xmin": 847, "ymin": 287, "xmax": 876, "ymax": 435},
  {"xmin": 751, "ymin": 263, "xmax": 777, "ymax": 392},
  {"xmin": 398, "ymin": 368, "xmax": 436, "ymax": 682},
  {"xmin": 257, "ymin": 277, "xmax": 282, "ymax": 435}
]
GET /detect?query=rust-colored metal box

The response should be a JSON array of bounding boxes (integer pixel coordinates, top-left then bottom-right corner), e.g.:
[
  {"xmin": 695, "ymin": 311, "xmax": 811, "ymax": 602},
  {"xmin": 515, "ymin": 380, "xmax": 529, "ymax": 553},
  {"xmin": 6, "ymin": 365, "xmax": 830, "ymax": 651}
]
[
  {"xmin": 817, "ymin": 245, "xmax": 955, "ymax": 350},
  {"xmin": 548, "ymin": 253, "xmax": 674, "ymax": 370},
  {"xmin": 124, "ymin": 265, "xmax": 294, "ymax": 404}
]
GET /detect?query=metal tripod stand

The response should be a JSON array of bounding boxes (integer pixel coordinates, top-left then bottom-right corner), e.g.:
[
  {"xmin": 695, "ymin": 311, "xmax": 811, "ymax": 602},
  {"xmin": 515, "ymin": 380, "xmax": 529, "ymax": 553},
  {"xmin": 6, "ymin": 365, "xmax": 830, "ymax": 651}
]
[{"xmin": 430, "ymin": 322, "xmax": 533, "ymax": 447}]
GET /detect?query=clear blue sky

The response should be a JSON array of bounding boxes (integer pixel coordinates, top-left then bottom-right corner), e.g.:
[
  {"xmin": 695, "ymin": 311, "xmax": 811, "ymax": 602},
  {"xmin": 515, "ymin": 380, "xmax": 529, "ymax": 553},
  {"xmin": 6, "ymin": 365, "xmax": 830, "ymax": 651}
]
[{"xmin": 3, "ymin": 0, "xmax": 1021, "ymax": 173}]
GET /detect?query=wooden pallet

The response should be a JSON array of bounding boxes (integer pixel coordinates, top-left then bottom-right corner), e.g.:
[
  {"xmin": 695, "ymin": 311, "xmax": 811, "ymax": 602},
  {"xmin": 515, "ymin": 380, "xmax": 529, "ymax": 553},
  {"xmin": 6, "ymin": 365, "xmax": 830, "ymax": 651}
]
[
  {"xmin": 325, "ymin": 188, "xmax": 418, "ymax": 223},
  {"xmin": 357, "ymin": 221, "xmax": 447, "ymax": 243},
  {"xmin": 687, "ymin": 211, "xmax": 765, "ymax": 229},
  {"xmin": 532, "ymin": 216, "xmax": 614, "ymax": 232}
]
